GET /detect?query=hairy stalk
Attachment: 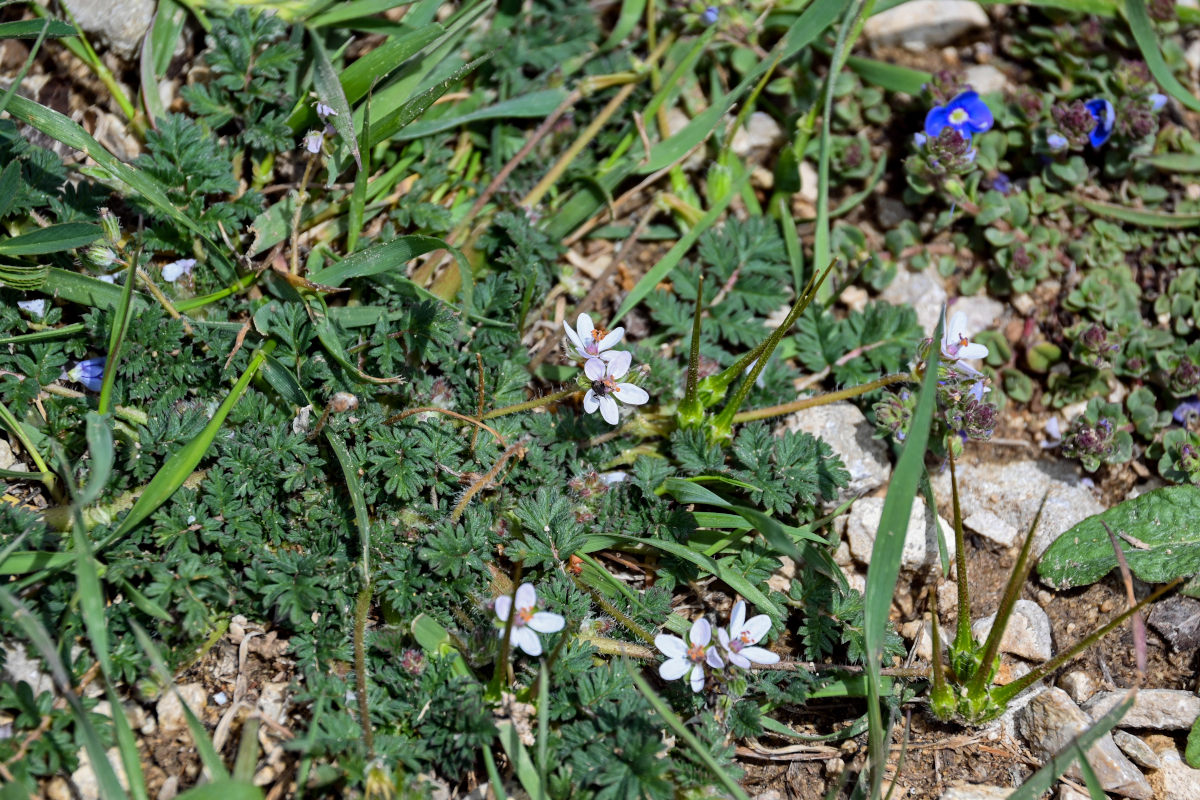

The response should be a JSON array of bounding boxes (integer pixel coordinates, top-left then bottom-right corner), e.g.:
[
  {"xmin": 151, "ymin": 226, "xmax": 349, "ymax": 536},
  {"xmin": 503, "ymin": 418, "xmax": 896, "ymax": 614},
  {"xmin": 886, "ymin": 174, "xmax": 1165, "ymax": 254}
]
[
  {"xmin": 948, "ymin": 451, "xmax": 972, "ymax": 654},
  {"xmin": 136, "ymin": 268, "xmax": 194, "ymax": 336},
  {"xmin": 730, "ymin": 371, "xmax": 910, "ymax": 424},
  {"xmin": 354, "ymin": 580, "xmax": 375, "ymax": 755},
  {"xmin": 471, "ymin": 353, "xmax": 485, "ymax": 452},
  {"xmin": 386, "ymin": 407, "xmax": 507, "ymax": 449},
  {"xmin": 290, "ymin": 156, "xmax": 318, "ymax": 275},
  {"xmin": 480, "ymin": 387, "xmax": 580, "ymax": 420},
  {"xmin": 570, "ymin": 572, "xmax": 655, "ymax": 645},
  {"xmin": 451, "ymin": 440, "xmax": 527, "ymax": 522},
  {"xmin": 677, "ymin": 275, "xmax": 706, "ymax": 425}
]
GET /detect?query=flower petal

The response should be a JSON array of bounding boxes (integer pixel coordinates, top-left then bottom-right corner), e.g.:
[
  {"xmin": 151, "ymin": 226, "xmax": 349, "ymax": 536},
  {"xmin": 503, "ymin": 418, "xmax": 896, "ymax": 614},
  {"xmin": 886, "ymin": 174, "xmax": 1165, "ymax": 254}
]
[
  {"xmin": 597, "ymin": 395, "xmax": 619, "ymax": 425},
  {"xmin": 597, "ymin": 327, "xmax": 625, "ymax": 351},
  {"xmin": 495, "ymin": 595, "xmax": 512, "ymax": 622},
  {"xmin": 689, "ymin": 664, "xmax": 705, "ymax": 693},
  {"xmin": 576, "ymin": 313, "xmax": 594, "ymax": 346},
  {"xmin": 515, "ymin": 583, "xmax": 536, "ymax": 612},
  {"xmin": 614, "ymin": 383, "xmax": 648, "ymax": 406},
  {"xmin": 659, "ymin": 657, "xmax": 690, "ymax": 681},
  {"xmin": 705, "ymin": 647, "xmax": 724, "ymax": 670},
  {"xmin": 585, "ymin": 358, "xmax": 607, "ymax": 381},
  {"xmin": 528, "ymin": 611, "xmax": 564, "ymax": 634},
  {"xmin": 583, "ymin": 389, "xmax": 600, "ymax": 414},
  {"xmin": 514, "ymin": 626, "xmax": 542, "ymax": 656},
  {"xmin": 728, "ymin": 652, "xmax": 750, "ymax": 670},
  {"xmin": 563, "ymin": 319, "xmax": 585, "ymax": 350},
  {"xmin": 655, "ymin": 634, "xmax": 687, "ymax": 659},
  {"xmin": 956, "ymin": 91, "xmax": 993, "ymax": 134},
  {"xmin": 947, "ymin": 311, "xmax": 968, "ymax": 342},
  {"xmin": 924, "ymin": 104, "xmax": 952, "ymax": 138},
  {"xmin": 1086, "ymin": 98, "xmax": 1115, "ymax": 148},
  {"xmin": 690, "ymin": 618, "xmax": 711, "ymax": 647},
  {"xmin": 729, "ymin": 601, "xmax": 746, "ymax": 635},
  {"xmin": 606, "ymin": 350, "xmax": 632, "ymax": 380},
  {"xmin": 740, "ymin": 614, "xmax": 772, "ymax": 645},
  {"xmin": 957, "ymin": 343, "xmax": 988, "ymax": 360},
  {"xmin": 717, "ymin": 628, "xmax": 731, "ymax": 648},
  {"xmin": 740, "ymin": 646, "xmax": 780, "ymax": 665}
]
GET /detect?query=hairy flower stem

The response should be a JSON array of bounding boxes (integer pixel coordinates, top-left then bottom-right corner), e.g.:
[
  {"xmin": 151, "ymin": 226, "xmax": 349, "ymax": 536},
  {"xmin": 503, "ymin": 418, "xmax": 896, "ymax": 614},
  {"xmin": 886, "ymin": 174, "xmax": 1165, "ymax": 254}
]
[
  {"xmin": 451, "ymin": 440, "xmax": 526, "ymax": 522},
  {"xmin": 480, "ymin": 387, "xmax": 580, "ymax": 421},
  {"xmin": 569, "ymin": 572, "xmax": 656, "ymax": 645},
  {"xmin": 290, "ymin": 157, "xmax": 318, "ymax": 275},
  {"xmin": 353, "ymin": 580, "xmax": 374, "ymax": 755},
  {"xmin": 730, "ymin": 372, "xmax": 911, "ymax": 424}
]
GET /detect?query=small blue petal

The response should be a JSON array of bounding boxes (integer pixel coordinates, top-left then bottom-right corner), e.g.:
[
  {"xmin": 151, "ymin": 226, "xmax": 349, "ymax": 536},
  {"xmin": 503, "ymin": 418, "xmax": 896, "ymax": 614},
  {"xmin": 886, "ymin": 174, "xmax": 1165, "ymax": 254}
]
[
  {"xmin": 1085, "ymin": 98, "xmax": 1115, "ymax": 148},
  {"xmin": 702, "ymin": 6, "xmax": 719, "ymax": 23},
  {"xmin": 990, "ymin": 173, "xmax": 1012, "ymax": 195},
  {"xmin": 913, "ymin": 132, "xmax": 928, "ymax": 149},
  {"xmin": 1149, "ymin": 92, "xmax": 1167, "ymax": 112},
  {"xmin": 1046, "ymin": 133, "xmax": 1068, "ymax": 151},
  {"xmin": 924, "ymin": 105, "xmax": 953, "ymax": 138},
  {"xmin": 953, "ymin": 91, "xmax": 994, "ymax": 135},
  {"xmin": 70, "ymin": 357, "xmax": 106, "ymax": 392},
  {"xmin": 1174, "ymin": 396, "xmax": 1200, "ymax": 424}
]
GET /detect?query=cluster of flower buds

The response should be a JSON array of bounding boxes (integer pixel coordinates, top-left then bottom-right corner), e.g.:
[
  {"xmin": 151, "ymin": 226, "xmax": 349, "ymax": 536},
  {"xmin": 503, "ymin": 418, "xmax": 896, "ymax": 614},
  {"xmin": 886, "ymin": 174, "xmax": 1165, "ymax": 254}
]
[
  {"xmin": 654, "ymin": 601, "xmax": 779, "ymax": 693},
  {"xmin": 301, "ymin": 100, "xmax": 338, "ymax": 155},
  {"xmin": 563, "ymin": 314, "xmax": 650, "ymax": 425}
]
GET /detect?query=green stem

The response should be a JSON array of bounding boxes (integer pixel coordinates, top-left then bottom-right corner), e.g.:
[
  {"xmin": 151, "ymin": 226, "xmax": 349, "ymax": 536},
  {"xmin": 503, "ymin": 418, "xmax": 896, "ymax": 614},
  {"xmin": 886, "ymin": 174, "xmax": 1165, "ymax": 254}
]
[
  {"xmin": 0, "ymin": 400, "xmax": 55, "ymax": 496},
  {"xmin": 948, "ymin": 451, "xmax": 973, "ymax": 655},
  {"xmin": 175, "ymin": 272, "xmax": 260, "ymax": 313},
  {"xmin": 353, "ymin": 580, "xmax": 374, "ymax": 756},
  {"xmin": 480, "ymin": 387, "xmax": 580, "ymax": 421},
  {"xmin": 677, "ymin": 275, "xmax": 706, "ymax": 425},
  {"xmin": 730, "ymin": 371, "xmax": 910, "ymax": 424}
]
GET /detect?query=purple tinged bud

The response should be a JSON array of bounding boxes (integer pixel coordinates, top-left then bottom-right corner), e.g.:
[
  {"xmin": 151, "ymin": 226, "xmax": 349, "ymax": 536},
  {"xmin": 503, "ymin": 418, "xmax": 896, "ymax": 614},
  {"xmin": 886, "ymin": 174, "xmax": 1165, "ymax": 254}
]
[{"xmin": 702, "ymin": 6, "xmax": 719, "ymax": 24}]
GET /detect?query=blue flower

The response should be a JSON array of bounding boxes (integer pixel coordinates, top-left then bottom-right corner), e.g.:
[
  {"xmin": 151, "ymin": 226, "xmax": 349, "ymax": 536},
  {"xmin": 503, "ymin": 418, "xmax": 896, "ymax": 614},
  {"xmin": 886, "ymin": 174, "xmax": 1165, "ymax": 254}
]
[
  {"xmin": 68, "ymin": 357, "xmax": 106, "ymax": 392},
  {"xmin": 990, "ymin": 173, "xmax": 1012, "ymax": 195},
  {"xmin": 1084, "ymin": 98, "xmax": 1115, "ymax": 148},
  {"xmin": 701, "ymin": 5, "xmax": 719, "ymax": 24},
  {"xmin": 1149, "ymin": 92, "xmax": 1167, "ymax": 112},
  {"xmin": 925, "ymin": 91, "xmax": 994, "ymax": 140}
]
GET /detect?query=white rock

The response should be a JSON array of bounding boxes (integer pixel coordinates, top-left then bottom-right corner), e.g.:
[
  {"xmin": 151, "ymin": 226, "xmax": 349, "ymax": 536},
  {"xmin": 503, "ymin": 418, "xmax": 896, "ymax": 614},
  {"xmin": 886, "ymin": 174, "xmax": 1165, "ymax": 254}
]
[
  {"xmin": 1113, "ymin": 731, "xmax": 1161, "ymax": 770},
  {"xmin": 1059, "ymin": 670, "xmax": 1096, "ymax": 704},
  {"xmin": 846, "ymin": 495, "xmax": 955, "ymax": 570},
  {"xmin": 1084, "ymin": 689, "xmax": 1200, "ymax": 731},
  {"xmin": 900, "ymin": 619, "xmax": 934, "ymax": 660},
  {"xmin": 2, "ymin": 643, "xmax": 54, "ymax": 695},
  {"xmin": 1011, "ymin": 293, "xmax": 1036, "ymax": 316},
  {"xmin": 863, "ymin": 0, "xmax": 990, "ymax": 51},
  {"xmin": 929, "ymin": 459, "xmax": 1104, "ymax": 558},
  {"xmin": 780, "ymin": 402, "xmax": 892, "ymax": 502},
  {"xmin": 71, "ymin": 747, "xmax": 129, "ymax": 800},
  {"xmin": 258, "ymin": 681, "xmax": 290, "ymax": 724},
  {"xmin": 799, "ymin": 160, "xmax": 819, "ymax": 205},
  {"xmin": 1149, "ymin": 743, "xmax": 1200, "ymax": 800},
  {"xmin": 963, "ymin": 509, "xmax": 1019, "ymax": 547},
  {"xmin": 60, "ymin": 0, "xmax": 154, "ymax": 57},
  {"xmin": 730, "ymin": 112, "xmax": 784, "ymax": 157},
  {"xmin": 1016, "ymin": 688, "xmax": 1153, "ymax": 799},
  {"xmin": 155, "ymin": 683, "xmax": 207, "ymax": 735},
  {"xmin": 1056, "ymin": 787, "xmax": 1090, "ymax": 800},
  {"xmin": 963, "ymin": 64, "xmax": 1008, "ymax": 96},
  {"xmin": 882, "ymin": 267, "xmax": 948, "ymax": 336},
  {"xmin": 970, "ymin": 599, "xmax": 1053, "ymax": 662},
  {"xmin": 0, "ymin": 438, "xmax": 16, "ymax": 472}
]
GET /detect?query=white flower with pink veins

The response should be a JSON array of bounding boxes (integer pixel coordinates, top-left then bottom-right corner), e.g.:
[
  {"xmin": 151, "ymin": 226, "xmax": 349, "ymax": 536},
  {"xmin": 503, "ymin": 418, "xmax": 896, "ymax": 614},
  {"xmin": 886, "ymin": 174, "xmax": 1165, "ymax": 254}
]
[
  {"xmin": 564, "ymin": 313, "xmax": 625, "ymax": 364},
  {"xmin": 717, "ymin": 600, "xmax": 779, "ymax": 669},
  {"xmin": 494, "ymin": 583, "xmax": 565, "ymax": 657},
  {"xmin": 583, "ymin": 351, "xmax": 649, "ymax": 425}
]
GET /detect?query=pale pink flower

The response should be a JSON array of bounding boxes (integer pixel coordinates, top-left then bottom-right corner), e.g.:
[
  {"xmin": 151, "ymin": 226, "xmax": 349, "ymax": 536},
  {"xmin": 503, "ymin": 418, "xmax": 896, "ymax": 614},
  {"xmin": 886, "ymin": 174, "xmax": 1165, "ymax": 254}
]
[
  {"xmin": 717, "ymin": 600, "xmax": 779, "ymax": 669},
  {"xmin": 583, "ymin": 351, "xmax": 649, "ymax": 425},
  {"xmin": 495, "ymin": 583, "xmax": 565, "ymax": 657},
  {"xmin": 656, "ymin": 618, "xmax": 724, "ymax": 693},
  {"xmin": 564, "ymin": 313, "xmax": 625, "ymax": 364}
]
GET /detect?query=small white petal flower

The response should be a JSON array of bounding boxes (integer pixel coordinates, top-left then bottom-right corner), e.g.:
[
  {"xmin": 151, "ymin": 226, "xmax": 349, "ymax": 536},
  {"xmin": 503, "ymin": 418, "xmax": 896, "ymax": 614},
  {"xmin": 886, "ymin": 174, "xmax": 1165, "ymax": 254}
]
[
  {"xmin": 655, "ymin": 617, "xmax": 723, "ymax": 693},
  {"xmin": 302, "ymin": 130, "xmax": 324, "ymax": 154},
  {"xmin": 17, "ymin": 299, "xmax": 45, "ymax": 317},
  {"xmin": 717, "ymin": 600, "xmax": 779, "ymax": 670},
  {"xmin": 161, "ymin": 258, "xmax": 196, "ymax": 283},
  {"xmin": 940, "ymin": 310, "xmax": 989, "ymax": 375},
  {"xmin": 563, "ymin": 312, "xmax": 625, "ymax": 363},
  {"xmin": 495, "ymin": 582, "xmax": 564, "ymax": 657},
  {"xmin": 315, "ymin": 101, "xmax": 337, "ymax": 119},
  {"xmin": 582, "ymin": 351, "xmax": 650, "ymax": 425}
]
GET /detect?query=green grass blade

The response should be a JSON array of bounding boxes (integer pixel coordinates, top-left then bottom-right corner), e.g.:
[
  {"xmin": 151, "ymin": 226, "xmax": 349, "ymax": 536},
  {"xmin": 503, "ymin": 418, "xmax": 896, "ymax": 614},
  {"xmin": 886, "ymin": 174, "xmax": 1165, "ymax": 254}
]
[
  {"xmin": 0, "ymin": 19, "xmax": 75, "ymax": 37},
  {"xmin": 394, "ymin": 88, "xmax": 568, "ymax": 140},
  {"xmin": 862, "ymin": 311, "xmax": 942, "ymax": 798},
  {"xmin": 496, "ymin": 721, "xmax": 543, "ymax": 799},
  {"xmin": 846, "ymin": 55, "xmax": 929, "ymax": 93},
  {"xmin": 347, "ymin": 89, "xmax": 371, "ymax": 253},
  {"xmin": 0, "ymin": 222, "xmax": 101, "ymax": 255},
  {"xmin": 536, "ymin": 661, "xmax": 549, "ymax": 800},
  {"xmin": 43, "ymin": 267, "xmax": 150, "ymax": 311},
  {"xmin": 106, "ymin": 684, "xmax": 149, "ymax": 800},
  {"xmin": 0, "ymin": 588, "xmax": 127, "ymax": 800},
  {"xmin": 628, "ymin": 661, "xmax": 752, "ymax": 800},
  {"xmin": 79, "ymin": 412, "xmax": 114, "ymax": 509},
  {"xmin": 600, "ymin": 0, "xmax": 645, "ymax": 49},
  {"xmin": 1004, "ymin": 692, "xmax": 1134, "ymax": 800},
  {"xmin": 309, "ymin": 0, "xmax": 418, "ymax": 27},
  {"xmin": 0, "ymin": 551, "xmax": 75, "ymax": 574},
  {"xmin": 306, "ymin": 234, "xmax": 446, "ymax": 286},
  {"xmin": 309, "ymin": 30, "xmax": 362, "ymax": 170},
  {"xmin": 174, "ymin": 781, "xmax": 263, "ymax": 800},
  {"xmin": 367, "ymin": 53, "xmax": 491, "ymax": 146},
  {"xmin": 74, "ymin": 510, "xmax": 112, "ymax": 679},
  {"xmin": 132, "ymin": 621, "xmax": 231, "ymax": 781},
  {"xmin": 103, "ymin": 340, "xmax": 276, "ymax": 547},
  {"xmin": 1075, "ymin": 195, "xmax": 1200, "ymax": 227},
  {"xmin": 1124, "ymin": 0, "xmax": 1200, "ymax": 113},
  {"xmin": 1139, "ymin": 152, "xmax": 1200, "ymax": 173},
  {"xmin": 98, "ymin": 256, "xmax": 138, "ymax": 416}
]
